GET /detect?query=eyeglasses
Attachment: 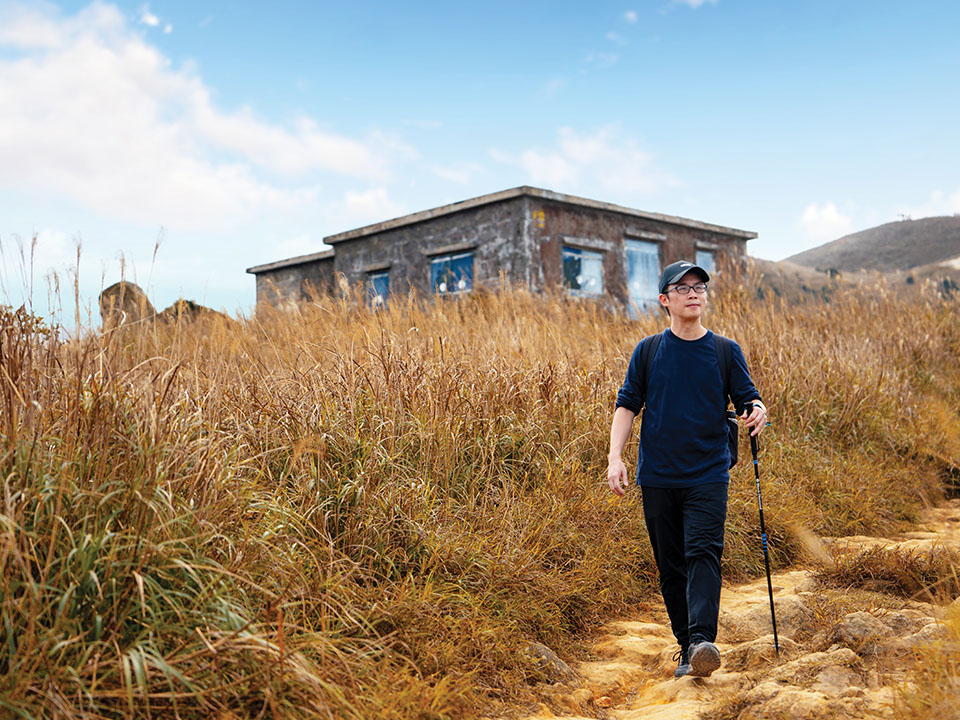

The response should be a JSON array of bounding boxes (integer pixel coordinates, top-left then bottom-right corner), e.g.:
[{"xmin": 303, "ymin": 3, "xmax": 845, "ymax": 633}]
[{"xmin": 666, "ymin": 283, "xmax": 708, "ymax": 295}]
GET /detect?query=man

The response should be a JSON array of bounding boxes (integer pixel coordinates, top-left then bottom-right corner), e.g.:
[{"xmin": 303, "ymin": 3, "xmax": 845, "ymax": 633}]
[{"xmin": 606, "ymin": 260, "xmax": 767, "ymax": 678}]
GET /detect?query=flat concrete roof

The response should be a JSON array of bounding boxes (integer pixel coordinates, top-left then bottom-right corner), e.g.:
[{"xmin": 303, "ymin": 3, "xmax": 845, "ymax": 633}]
[
  {"xmin": 323, "ymin": 186, "xmax": 758, "ymax": 244},
  {"xmin": 246, "ymin": 248, "xmax": 334, "ymax": 275}
]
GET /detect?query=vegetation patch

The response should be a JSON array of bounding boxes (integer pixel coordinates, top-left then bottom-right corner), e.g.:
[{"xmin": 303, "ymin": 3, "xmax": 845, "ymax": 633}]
[
  {"xmin": 1, "ymin": 264, "xmax": 958, "ymax": 718},
  {"xmin": 815, "ymin": 546, "xmax": 960, "ymax": 602}
]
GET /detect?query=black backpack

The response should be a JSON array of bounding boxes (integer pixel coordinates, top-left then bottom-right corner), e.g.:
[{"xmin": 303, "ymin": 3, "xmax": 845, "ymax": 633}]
[{"xmin": 638, "ymin": 331, "xmax": 741, "ymax": 468}]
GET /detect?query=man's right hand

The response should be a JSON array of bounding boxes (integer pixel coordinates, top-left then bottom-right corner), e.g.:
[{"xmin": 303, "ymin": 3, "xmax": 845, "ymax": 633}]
[{"xmin": 607, "ymin": 457, "xmax": 629, "ymax": 496}]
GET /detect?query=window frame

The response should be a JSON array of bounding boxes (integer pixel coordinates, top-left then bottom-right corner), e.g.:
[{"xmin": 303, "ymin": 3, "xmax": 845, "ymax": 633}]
[
  {"xmin": 561, "ymin": 245, "xmax": 605, "ymax": 297},
  {"xmin": 367, "ymin": 270, "xmax": 389, "ymax": 307},
  {"xmin": 695, "ymin": 249, "xmax": 716, "ymax": 276},
  {"xmin": 430, "ymin": 250, "xmax": 475, "ymax": 296},
  {"xmin": 624, "ymin": 238, "xmax": 661, "ymax": 312}
]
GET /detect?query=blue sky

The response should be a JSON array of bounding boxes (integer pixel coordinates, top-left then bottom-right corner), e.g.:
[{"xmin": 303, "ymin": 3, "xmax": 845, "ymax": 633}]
[{"xmin": 2, "ymin": 0, "xmax": 959, "ymax": 320}]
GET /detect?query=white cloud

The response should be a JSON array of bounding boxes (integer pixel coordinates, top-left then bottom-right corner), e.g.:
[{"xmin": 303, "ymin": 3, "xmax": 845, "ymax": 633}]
[
  {"xmin": 139, "ymin": 4, "xmax": 159, "ymax": 27},
  {"xmin": 489, "ymin": 126, "xmax": 678, "ymax": 196},
  {"xmin": 163, "ymin": 23, "xmax": 172, "ymax": 34},
  {"xmin": 606, "ymin": 31, "xmax": 627, "ymax": 46},
  {"xmin": 673, "ymin": 0, "xmax": 718, "ymax": 7},
  {"xmin": 800, "ymin": 202, "xmax": 853, "ymax": 245},
  {"xmin": 0, "ymin": 2, "xmax": 413, "ymax": 230},
  {"xmin": 624, "ymin": 10, "xmax": 638, "ymax": 23}
]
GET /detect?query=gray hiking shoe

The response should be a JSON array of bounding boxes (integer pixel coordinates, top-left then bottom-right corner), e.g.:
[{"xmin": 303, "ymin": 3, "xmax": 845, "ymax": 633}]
[
  {"xmin": 673, "ymin": 647, "xmax": 691, "ymax": 678},
  {"xmin": 689, "ymin": 641, "xmax": 721, "ymax": 677}
]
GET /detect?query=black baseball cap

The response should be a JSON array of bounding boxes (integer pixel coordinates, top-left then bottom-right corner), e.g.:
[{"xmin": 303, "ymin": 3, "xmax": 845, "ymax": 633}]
[{"xmin": 658, "ymin": 260, "xmax": 710, "ymax": 294}]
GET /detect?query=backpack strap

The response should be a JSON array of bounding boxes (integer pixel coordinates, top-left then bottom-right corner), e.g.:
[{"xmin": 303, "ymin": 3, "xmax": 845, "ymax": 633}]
[
  {"xmin": 640, "ymin": 331, "xmax": 664, "ymax": 402},
  {"xmin": 713, "ymin": 333, "xmax": 743, "ymax": 414}
]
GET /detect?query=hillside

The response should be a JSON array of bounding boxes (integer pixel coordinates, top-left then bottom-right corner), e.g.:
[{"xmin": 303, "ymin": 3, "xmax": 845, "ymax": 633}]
[{"xmin": 786, "ymin": 216, "xmax": 960, "ymax": 272}]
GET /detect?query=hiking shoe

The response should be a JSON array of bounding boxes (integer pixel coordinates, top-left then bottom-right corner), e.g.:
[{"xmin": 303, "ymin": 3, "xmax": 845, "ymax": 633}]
[
  {"xmin": 689, "ymin": 641, "xmax": 721, "ymax": 677},
  {"xmin": 672, "ymin": 647, "xmax": 691, "ymax": 678}
]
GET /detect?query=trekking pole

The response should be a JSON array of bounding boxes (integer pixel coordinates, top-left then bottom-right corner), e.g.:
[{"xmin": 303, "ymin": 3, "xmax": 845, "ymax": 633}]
[{"xmin": 747, "ymin": 403, "xmax": 780, "ymax": 656}]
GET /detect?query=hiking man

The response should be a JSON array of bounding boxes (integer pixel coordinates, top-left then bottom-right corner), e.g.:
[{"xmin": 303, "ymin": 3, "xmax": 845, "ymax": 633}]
[{"xmin": 606, "ymin": 260, "xmax": 767, "ymax": 678}]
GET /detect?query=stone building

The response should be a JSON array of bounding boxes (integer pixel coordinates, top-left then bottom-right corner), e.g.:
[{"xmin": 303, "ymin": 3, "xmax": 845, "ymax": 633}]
[{"xmin": 246, "ymin": 186, "xmax": 756, "ymax": 313}]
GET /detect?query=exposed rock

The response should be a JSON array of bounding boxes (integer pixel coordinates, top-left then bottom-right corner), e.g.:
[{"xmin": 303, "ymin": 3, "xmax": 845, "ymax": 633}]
[
  {"xmin": 569, "ymin": 688, "xmax": 593, "ymax": 708},
  {"xmin": 835, "ymin": 612, "xmax": 894, "ymax": 654},
  {"xmin": 811, "ymin": 665, "xmax": 863, "ymax": 696},
  {"xmin": 879, "ymin": 609, "xmax": 934, "ymax": 635},
  {"xmin": 757, "ymin": 688, "xmax": 831, "ymax": 720},
  {"xmin": 737, "ymin": 594, "xmax": 814, "ymax": 639},
  {"xmin": 99, "ymin": 281, "xmax": 156, "ymax": 329},
  {"xmin": 99, "ymin": 280, "xmax": 232, "ymax": 331},
  {"xmin": 156, "ymin": 298, "xmax": 232, "ymax": 324},
  {"xmin": 723, "ymin": 634, "xmax": 800, "ymax": 671},
  {"xmin": 525, "ymin": 643, "xmax": 580, "ymax": 686},
  {"xmin": 768, "ymin": 648, "xmax": 861, "ymax": 685}
]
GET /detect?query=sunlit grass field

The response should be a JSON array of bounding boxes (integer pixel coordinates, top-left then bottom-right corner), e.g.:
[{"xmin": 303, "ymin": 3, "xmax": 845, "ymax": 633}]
[{"xmin": 2, "ymin": 266, "xmax": 958, "ymax": 718}]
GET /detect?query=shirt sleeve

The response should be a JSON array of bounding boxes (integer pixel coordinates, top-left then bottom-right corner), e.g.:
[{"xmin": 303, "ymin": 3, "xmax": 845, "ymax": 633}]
[
  {"xmin": 615, "ymin": 340, "xmax": 646, "ymax": 414},
  {"xmin": 728, "ymin": 340, "xmax": 761, "ymax": 413}
]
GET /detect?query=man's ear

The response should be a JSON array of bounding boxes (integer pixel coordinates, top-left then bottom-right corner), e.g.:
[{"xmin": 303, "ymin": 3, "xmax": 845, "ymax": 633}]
[{"xmin": 659, "ymin": 293, "xmax": 670, "ymax": 316}]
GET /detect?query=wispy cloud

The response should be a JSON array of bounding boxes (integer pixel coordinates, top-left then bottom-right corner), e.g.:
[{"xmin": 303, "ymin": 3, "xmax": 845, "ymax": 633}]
[
  {"xmin": 624, "ymin": 10, "xmax": 638, "ymax": 23},
  {"xmin": 490, "ymin": 126, "xmax": 678, "ymax": 196},
  {"xmin": 605, "ymin": 31, "xmax": 627, "ymax": 46},
  {"xmin": 800, "ymin": 202, "xmax": 853, "ymax": 245},
  {"xmin": 0, "ymin": 2, "xmax": 414, "ymax": 231},
  {"xmin": 672, "ymin": 0, "xmax": 718, "ymax": 8},
  {"xmin": 138, "ymin": 4, "xmax": 159, "ymax": 27}
]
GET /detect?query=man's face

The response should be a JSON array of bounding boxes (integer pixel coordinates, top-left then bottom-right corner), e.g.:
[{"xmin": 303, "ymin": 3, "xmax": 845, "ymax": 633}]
[{"xmin": 659, "ymin": 270, "xmax": 708, "ymax": 319}]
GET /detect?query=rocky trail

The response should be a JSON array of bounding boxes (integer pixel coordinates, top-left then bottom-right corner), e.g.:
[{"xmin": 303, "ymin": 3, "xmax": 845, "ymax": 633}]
[{"xmin": 499, "ymin": 499, "xmax": 960, "ymax": 720}]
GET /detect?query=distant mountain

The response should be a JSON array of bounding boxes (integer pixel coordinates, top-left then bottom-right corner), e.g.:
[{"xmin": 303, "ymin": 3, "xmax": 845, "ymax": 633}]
[{"xmin": 786, "ymin": 216, "xmax": 960, "ymax": 272}]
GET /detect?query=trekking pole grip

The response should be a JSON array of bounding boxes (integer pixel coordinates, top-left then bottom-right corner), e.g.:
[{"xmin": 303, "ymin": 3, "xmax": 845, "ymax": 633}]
[{"xmin": 745, "ymin": 402, "xmax": 759, "ymax": 457}]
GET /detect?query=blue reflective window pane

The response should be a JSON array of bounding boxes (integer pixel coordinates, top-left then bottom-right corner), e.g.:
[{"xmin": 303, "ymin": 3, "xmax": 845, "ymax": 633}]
[
  {"xmin": 431, "ymin": 252, "xmax": 474, "ymax": 294},
  {"xmin": 562, "ymin": 246, "xmax": 603, "ymax": 295},
  {"xmin": 696, "ymin": 249, "xmax": 715, "ymax": 276},
  {"xmin": 368, "ymin": 271, "xmax": 389, "ymax": 306},
  {"xmin": 626, "ymin": 240, "xmax": 660, "ymax": 312}
]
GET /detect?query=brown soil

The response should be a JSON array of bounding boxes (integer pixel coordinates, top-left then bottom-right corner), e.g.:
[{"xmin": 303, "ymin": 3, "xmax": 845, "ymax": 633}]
[{"xmin": 496, "ymin": 500, "xmax": 960, "ymax": 720}]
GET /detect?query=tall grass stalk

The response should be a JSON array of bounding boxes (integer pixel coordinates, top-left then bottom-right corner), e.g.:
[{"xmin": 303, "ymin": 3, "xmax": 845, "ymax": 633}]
[{"xmin": 1, "ymin": 268, "xmax": 958, "ymax": 718}]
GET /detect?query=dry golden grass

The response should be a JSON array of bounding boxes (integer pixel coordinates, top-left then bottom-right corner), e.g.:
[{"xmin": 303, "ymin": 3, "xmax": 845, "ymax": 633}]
[
  {"xmin": 1, "ymin": 264, "xmax": 959, "ymax": 718},
  {"xmin": 814, "ymin": 546, "xmax": 960, "ymax": 602},
  {"xmin": 894, "ymin": 605, "xmax": 960, "ymax": 720}
]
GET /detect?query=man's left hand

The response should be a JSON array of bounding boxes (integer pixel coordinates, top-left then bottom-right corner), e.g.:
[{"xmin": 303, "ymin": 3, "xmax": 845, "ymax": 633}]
[{"xmin": 741, "ymin": 401, "xmax": 767, "ymax": 437}]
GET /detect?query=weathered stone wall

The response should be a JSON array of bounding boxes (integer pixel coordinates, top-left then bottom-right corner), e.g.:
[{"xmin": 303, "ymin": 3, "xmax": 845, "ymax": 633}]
[
  {"xmin": 529, "ymin": 197, "xmax": 745, "ymax": 304},
  {"xmin": 330, "ymin": 196, "xmax": 530, "ymax": 295},
  {"xmin": 255, "ymin": 257, "xmax": 335, "ymax": 305}
]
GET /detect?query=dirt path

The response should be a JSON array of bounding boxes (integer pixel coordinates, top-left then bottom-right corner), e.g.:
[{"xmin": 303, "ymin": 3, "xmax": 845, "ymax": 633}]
[{"xmin": 502, "ymin": 499, "xmax": 960, "ymax": 720}]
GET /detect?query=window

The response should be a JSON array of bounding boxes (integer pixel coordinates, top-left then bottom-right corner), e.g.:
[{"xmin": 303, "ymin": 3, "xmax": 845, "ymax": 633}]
[
  {"xmin": 430, "ymin": 251, "xmax": 474, "ymax": 295},
  {"xmin": 562, "ymin": 246, "xmax": 604, "ymax": 296},
  {"xmin": 625, "ymin": 239, "xmax": 660, "ymax": 313},
  {"xmin": 696, "ymin": 249, "xmax": 716, "ymax": 276},
  {"xmin": 367, "ymin": 271, "xmax": 389, "ymax": 306}
]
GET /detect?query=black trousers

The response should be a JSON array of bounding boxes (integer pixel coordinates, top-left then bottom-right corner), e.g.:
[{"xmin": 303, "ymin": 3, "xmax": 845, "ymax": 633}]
[{"xmin": 641, "ymin": 482, "xmax": 728, "ymax": 648}]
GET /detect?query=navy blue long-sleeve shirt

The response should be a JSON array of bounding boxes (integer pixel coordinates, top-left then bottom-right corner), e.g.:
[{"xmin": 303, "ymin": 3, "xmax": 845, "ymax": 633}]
[{"xmin": 615, "ymin": 329, "xmax": 760, "ymax": 488}]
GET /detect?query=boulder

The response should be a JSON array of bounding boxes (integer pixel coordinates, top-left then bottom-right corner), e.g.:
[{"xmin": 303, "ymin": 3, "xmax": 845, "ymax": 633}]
[
  {"xmin": 99, "ymin": 281, "xmax": 156, "ymax": 329},
  {"xmin": 768, "ymin": 648, "xmax": 861, "ymax": 685},
  {"xmin": 524, "ymin": 643, "xmax": 580, "ymax": 686},
  {"xmin": 835, "ymin": 612, "xmax": 893, "ymax": 655},
  {"xmin": 723, "ymin": 635, "xmax": 800, "ymax": 671}
]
